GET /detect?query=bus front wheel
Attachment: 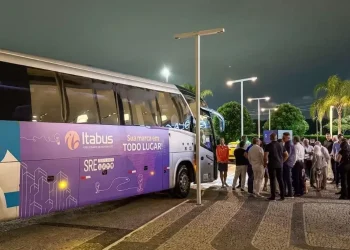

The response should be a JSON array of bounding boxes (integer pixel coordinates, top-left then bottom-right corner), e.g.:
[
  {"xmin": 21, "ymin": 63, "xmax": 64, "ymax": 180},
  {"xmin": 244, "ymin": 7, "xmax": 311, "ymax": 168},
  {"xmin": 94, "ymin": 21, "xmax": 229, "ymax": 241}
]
[{"xmin": 173, "ymin": 165, "xmax": 190, "ymax": 198}]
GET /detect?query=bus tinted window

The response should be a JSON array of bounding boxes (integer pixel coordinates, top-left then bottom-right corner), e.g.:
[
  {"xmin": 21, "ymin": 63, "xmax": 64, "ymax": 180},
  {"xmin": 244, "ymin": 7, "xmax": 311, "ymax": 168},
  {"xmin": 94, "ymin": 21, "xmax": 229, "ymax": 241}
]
[
  {"xmin": 93, "ymin": 81, "xmax": 119, "ymax": 125},
  {"xmin": 62, "ymin": 74, "xmax": 99, "ymax": 124},
  {"xmin": 28, "ymin": 68, "xmax": 63, "ymax": 123},
  {"xmin": 172, "ymin": 94, "xmax": 192, "ymax": 131},
  {"xmin": 118, "ymin": 85, "xmax": 160, "ymax": 126},
  {"xmin": 0, "ymin": 62, "xmax": 31, "ymax": 121},
  {"xmin": 157, "ymin": 92, "xmax": 180, "ymax": 128}
]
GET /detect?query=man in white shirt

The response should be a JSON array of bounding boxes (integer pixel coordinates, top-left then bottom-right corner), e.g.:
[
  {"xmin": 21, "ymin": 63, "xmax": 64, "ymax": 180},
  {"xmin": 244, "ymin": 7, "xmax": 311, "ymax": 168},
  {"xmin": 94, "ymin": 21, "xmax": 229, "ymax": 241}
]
[
  {"xmin": 303, "ymin": 138, "xmax": 314, "ymax": 180},
  {"xmin": 248, "ymin": 138, "xmax": 264, "ymax": 197},
  {"xmin": 293, "ymin": 136, "xmax": 305, "ymax": 196}
]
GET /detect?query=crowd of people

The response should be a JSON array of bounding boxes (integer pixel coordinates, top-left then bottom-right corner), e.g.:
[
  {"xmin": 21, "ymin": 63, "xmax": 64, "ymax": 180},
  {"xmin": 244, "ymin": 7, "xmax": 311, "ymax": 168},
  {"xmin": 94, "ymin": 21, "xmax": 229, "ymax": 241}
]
[{"xmin": 216, "ymin": 133, "xmax": 350, "ymax": 201}]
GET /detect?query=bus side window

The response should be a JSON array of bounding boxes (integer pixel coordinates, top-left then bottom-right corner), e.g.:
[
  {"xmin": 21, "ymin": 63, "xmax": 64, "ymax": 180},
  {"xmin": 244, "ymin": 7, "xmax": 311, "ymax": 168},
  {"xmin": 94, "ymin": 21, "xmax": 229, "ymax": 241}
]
[
  {"xmin": 172, "ymin": 94, "xmax": 192, "ymax": 131},
  {"xmin": 93, "ymin": 80, "xmax": 119, "ymax": 125},
  {"xmin": 62, "ymin": 74, "xmax": 99, "ymax": 124},
  {"xmin": 28, "ymin": 68, "xmax": 63, "ymax": 123},
  {"xmin": 118, "ymin": 85, "xmax": 160, "ymax": 126},
  {"xmin": 0, "ymin": 62, "xmax": 32, "ymax": 121},
  {"xmin": 157, "ymin": 92, "xmax": 180, "ymax": 128},
  {"xmin": 116, "ymin": 85, "xmax": 133, "ymax": 126}
]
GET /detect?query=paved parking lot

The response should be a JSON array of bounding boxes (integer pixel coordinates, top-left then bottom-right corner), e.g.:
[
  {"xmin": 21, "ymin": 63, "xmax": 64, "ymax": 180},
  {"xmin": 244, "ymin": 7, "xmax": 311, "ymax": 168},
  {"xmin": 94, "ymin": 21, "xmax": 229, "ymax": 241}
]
[{"xmin": 1, "ymin": 165, "xmax": 349, "ymax": 250}]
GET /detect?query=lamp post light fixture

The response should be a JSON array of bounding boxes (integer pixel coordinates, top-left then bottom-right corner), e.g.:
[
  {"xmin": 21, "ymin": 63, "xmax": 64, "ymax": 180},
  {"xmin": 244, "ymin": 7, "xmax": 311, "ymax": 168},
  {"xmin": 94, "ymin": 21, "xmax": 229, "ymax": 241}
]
[
  {"xmin": 161, "ymin": 67, "xmax": 171, "ymax": 83},
  {"xmin": 226, "ymin": 77, "xmax": 257, "ymax": 137},
  {"xmin": 247, "ymin": 97, "xmax": 270, "ymax": 138},
  {"xmin": 261, "ymin": 107, "xmax": 278, "ymax": 130},
  {"xmin": 174, "ymin": 28, "xmax": 225, "ymax": 205}
]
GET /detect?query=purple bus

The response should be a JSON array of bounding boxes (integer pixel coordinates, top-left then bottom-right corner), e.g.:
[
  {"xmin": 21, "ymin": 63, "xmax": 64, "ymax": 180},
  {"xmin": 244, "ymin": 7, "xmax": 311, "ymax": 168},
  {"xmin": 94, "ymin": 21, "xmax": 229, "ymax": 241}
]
[{"xmin": 0, "ymin": 50, "xmax": 224, "ymax": 221}]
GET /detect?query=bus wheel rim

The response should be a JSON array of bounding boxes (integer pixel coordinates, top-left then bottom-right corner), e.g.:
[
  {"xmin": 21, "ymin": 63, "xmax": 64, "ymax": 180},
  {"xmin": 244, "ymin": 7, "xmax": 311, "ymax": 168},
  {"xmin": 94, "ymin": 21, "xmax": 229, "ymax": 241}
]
[{"xmin": 179, "ymin": 172, "xmax": 189, "ymax": 193}]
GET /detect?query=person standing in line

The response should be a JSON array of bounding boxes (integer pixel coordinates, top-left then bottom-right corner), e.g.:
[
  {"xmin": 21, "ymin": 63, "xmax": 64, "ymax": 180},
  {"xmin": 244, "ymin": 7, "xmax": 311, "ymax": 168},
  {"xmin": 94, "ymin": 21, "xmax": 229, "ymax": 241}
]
[
  {"xmin": 245, "ymin": 142, "xmax": 254, "ymax": 194},
  {"xmin": 332, "ymin": 134, "xmax": 343, "ymax": 190},
  {"xmin": 259, "ymin": 137, "xmax": 269, "ymax": 191},
  {"xmin": 315, "ymin": 141, "xmax": 330, "ymax": 189},
  {"xmin": 242, "ymin": 135, "xmax": 251, "ymax": 150},
  {"xmin": 264, "ymin": 133, "xmax": 289, "ymax": 201},
  {"xmin": 233, "ymin": 141, "xmax": 249, "ymax": 192},
  {"xmin": 336, "ymin": 139, "xmax": 350, "ymax": 199},
  {"xmin": 282, "ymin": 132, "xmax": 296, "ymax": 198},
  {"xmin": 248, "ymin": 138, "xmax": 265, "ymax": 197},
  {"xmin": 216, "ymin": 138, "xmax": 230, "ymax": 188},
  {"xmin": 293, "ymin": 136, "xmax": 305, "ymax": 196},
  {"xmin": 324, "ymin": 133, "xmax": 334, "ymax": 182},
  {"xmin": 236, "ymin": 135, "xmax": 251, "ymax": 189},
  {"xmin": 330, "ymin": 135, "xmax": 339, "ymax": 184},
  {"xmin": 311, "ymin": 145, "xmax": 327, "ymax": 191},
  {"xmin": 303, "ymin": 139, "xmax": 314, "ymax": 180}
]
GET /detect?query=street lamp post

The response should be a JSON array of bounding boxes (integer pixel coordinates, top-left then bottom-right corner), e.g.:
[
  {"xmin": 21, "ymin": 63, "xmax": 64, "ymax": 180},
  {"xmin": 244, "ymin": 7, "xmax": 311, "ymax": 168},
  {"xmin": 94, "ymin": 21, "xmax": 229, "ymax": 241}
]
[
  {"xmin": 161, "ymin": 67, "xmax": 170, "ymax": 83},
  {"xmin": 330, "ymin": 106, "xmax": 334, "ymax": 137},
  {"xmin": 227, "ymin": 77, "xmax": 257, "ymax": 137},
  {"xmin": 261, "ymin": 107, "xmax": 278, "ymax": 130},
  {"xmin": 248, "ymin": 97, "xmax": 270, "ymax": 138},
  {"xmin": 175, "ymin": 28, "xmax": 225, "ymax": 205}
]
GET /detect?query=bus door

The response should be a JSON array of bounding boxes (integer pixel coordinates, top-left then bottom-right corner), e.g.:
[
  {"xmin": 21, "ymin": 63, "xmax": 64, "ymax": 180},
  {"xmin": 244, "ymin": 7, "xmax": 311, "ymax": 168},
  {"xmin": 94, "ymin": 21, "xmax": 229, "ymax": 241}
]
[
  {"xmin": 199, "ymin": 107, "xmax": 225, "ymax": 182},
  {"xmin": 196, "ymin": 109, "xmax": 216, "ymax": 183}
]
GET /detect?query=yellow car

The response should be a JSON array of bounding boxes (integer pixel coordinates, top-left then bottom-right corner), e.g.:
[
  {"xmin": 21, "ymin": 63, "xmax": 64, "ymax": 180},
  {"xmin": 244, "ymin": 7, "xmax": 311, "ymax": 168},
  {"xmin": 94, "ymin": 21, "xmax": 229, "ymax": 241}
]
[{"xmin": 228, "ymin": 141, "xmax": 239, "ymax": 162}]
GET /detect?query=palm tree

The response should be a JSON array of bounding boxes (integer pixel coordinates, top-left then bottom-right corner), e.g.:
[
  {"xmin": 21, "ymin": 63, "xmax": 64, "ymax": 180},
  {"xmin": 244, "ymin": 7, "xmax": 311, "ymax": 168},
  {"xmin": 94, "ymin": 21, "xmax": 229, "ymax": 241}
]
[
  {"xmin": 313, "ymin": 75, "xmax": 350, "ymax": 134},
  {"xmin": 310, "ymin": 98, "xmax": 327, "ymax": 136},
  {"xmin": 182, "ymin": 83, "xmax": 213, "ymax": 99}
]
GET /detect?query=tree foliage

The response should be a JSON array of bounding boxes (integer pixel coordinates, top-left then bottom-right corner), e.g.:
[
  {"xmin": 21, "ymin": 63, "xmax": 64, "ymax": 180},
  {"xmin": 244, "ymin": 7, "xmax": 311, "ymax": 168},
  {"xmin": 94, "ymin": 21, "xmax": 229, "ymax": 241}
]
[
  {"xmin": 312, "ymin": 75, "xmax": 350, "ymax": 134},
  {"xmin": 263, "ymin": 103, "xmax": 308, "ymax": 136},
  {"xmin": 181, "ymin": 83, "xmax": 213, "ymax": 99},
  {"xmin": 324, "ymin": 115, "xmax": 350, "ymax": 134},
  {"xmin": 214, "ymin": 101, "xmax": 254, "ymax": 143}
]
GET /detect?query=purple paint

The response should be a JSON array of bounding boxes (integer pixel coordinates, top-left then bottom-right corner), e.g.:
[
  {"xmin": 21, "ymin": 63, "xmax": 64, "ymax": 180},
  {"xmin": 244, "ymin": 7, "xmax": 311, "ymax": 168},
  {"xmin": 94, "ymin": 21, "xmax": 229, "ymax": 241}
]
[
  {"xmin": 20, "ymin": 158, "xmax": 80, "ymax": 217},
  {"xmin": 19, "ymin": 122, "xmax": 170, "ymax": 217},
  {"xmin": 19, "ymin": 122, "xmax": 169, "ymax": 160}
]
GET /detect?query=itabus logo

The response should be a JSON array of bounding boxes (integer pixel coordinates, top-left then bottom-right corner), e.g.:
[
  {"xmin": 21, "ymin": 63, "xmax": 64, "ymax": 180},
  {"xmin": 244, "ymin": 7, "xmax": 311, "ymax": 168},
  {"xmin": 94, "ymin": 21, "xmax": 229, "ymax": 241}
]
[
  {"xmin": 81, "ymin": 132, "xmax": 113, "ymax": 145},
  {"xmin": 65, "ymin": 131, "xmax": 113, "ymax": 150},
  {"xmin": 65, "ymin": 131, "xmax": 80, "ymax": 150}
]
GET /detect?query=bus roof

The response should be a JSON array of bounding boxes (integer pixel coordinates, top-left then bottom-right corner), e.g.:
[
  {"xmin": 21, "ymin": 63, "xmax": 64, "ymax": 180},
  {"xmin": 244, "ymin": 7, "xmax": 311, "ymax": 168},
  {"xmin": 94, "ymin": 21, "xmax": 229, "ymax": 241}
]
[{"xmin": 0, "ymin": 49, "xmax": 180, "ymax": 94}]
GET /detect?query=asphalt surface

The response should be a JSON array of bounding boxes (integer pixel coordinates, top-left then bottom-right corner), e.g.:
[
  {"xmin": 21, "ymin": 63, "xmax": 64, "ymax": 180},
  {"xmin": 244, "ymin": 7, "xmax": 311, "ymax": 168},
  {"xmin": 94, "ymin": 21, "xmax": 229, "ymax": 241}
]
[{"xmin": 1, "ymin": 165, "xmax": 350, "ymax": 250}]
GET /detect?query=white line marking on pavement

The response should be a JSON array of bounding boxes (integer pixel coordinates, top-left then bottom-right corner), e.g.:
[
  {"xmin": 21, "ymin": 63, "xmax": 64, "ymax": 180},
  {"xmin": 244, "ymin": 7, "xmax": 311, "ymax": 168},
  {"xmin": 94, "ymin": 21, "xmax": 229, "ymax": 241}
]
[{"xmin": 102, "ymin": 199, "xmax": 190, "ymax": 250}]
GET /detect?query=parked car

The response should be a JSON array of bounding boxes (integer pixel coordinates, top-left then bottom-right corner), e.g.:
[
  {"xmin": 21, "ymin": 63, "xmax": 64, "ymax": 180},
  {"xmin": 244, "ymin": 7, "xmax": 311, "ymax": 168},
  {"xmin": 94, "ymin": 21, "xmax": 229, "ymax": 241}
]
[{"xmin": 228, "ymin": 141, "xmax": 239, "ymax": 162}]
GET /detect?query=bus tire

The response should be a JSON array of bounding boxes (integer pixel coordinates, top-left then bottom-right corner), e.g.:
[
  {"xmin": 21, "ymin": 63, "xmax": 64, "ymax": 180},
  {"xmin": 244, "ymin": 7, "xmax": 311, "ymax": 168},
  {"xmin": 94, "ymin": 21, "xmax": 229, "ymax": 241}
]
[{"xmin": 173, "ymin": 165, "xmax": 191, "ymax": 198}]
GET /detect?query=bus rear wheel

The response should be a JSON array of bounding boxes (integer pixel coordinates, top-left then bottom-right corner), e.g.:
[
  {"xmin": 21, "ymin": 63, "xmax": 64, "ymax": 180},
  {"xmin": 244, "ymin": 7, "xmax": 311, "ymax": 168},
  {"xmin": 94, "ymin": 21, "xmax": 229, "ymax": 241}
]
[{"xmin": 173, "ymin": 165, "xmax": 190, "ymax": 198}]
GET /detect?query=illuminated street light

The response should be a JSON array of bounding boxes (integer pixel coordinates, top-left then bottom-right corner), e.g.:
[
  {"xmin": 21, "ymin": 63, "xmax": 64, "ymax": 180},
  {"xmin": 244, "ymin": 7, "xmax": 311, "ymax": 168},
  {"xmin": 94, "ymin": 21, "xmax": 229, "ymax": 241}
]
[
  {"xmin": 161, "ymin": 67, "xmax": 171, "ymax": 83},
  {"xmin": 247, "ymin": 97, "xmax": 270, "ymax": 137},
  {"xmin": 226, "ymin": 77, "xmax": 258, "ymax": 137},
  {"xmin": 261, "ymin": 107, "xmax": 278, "ymax": 130},
  {"xmin": 175, "ymin": 28, "xmax": 224, "ymax": 206}
]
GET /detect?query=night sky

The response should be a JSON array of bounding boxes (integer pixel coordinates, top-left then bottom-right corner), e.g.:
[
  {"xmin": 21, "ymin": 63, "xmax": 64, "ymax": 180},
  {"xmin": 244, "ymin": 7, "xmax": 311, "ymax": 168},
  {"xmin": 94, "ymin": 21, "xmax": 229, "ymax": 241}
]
[{"xmin": 1, "ymin": 0, "xmax": 350, "ymax": 118}]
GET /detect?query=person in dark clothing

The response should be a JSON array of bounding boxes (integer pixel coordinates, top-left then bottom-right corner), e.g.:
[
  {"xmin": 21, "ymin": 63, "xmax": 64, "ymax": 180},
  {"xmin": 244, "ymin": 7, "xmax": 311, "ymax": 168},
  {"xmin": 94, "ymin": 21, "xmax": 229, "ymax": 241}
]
[
  {"xmin": 236, "ymin": 136, "xmax": 250, "ymax": 188},
  {"xmin": 260, "ymin": 137, "xmax": 269, "ymax": 191},
  {"xmin": 337, "ymin": 139, "xmax": 350, "ymax": 199},
  {"xmin": 333, "ymin": 134, "xmax": 344, "ymax": 190},
  {"xmin": 324, "ymin": 133, "xmax": 335, "ymax": 182},
  {"xmin": 233, "ymin": 141, "xmax": 249, "ymax": 191},
  {"xmin": 245, "ymin": 143, "xmax": 254, "ymax": 194},
  {"xmin": 282, "ymin": 132, "xmax": 296, "ymax": 198},
  {"xmin": 264, "ymin": 133, "xmax": 289, "ymax": 201},
  {"xmin": 259, "ymin": 137, "xmax": 267, "ymax": 149}
]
